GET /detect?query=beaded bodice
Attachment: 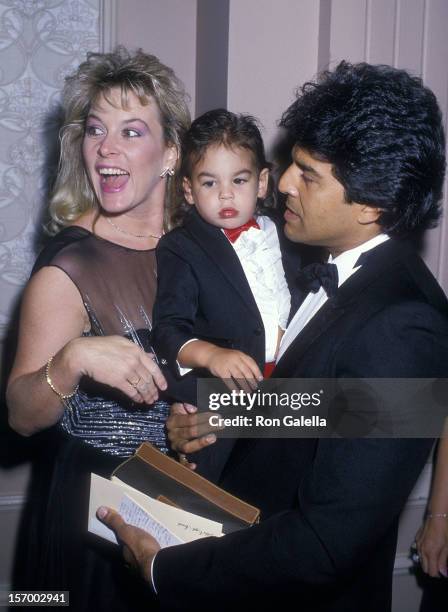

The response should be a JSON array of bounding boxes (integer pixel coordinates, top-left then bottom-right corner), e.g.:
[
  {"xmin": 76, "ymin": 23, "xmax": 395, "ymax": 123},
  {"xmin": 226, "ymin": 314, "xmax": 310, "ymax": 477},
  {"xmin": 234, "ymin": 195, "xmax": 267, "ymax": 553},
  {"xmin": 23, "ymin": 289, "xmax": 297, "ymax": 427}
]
[{"xmin": 33, "ymin": 226, "xmax": 169, "ymax": 456}]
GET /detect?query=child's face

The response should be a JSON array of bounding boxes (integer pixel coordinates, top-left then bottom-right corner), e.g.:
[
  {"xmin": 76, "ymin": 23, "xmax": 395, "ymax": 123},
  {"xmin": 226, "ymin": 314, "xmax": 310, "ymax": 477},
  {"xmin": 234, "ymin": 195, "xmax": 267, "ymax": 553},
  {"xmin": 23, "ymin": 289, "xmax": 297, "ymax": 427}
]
[{"xmin": 183, "ymin": 144, "xmax": 269, "ymax": 229}]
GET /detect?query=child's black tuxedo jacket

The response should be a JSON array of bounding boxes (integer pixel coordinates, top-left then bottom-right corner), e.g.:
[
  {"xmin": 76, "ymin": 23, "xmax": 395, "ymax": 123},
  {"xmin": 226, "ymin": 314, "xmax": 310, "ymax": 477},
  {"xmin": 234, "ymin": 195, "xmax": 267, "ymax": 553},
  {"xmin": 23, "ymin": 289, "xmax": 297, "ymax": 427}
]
[{"xmin": 152, "ymin": 208, "xmax": 301, "ymax": 404}]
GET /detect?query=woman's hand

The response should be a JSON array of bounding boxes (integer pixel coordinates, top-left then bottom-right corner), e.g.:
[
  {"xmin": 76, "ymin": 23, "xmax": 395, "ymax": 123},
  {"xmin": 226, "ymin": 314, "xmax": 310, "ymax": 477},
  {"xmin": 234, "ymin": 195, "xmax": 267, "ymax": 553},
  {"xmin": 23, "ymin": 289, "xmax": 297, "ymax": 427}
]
[
  {"xmin": 67, "ymin": 335, "xmax": 167, "ymax": 404},
  {"xmin": 414, "ymin": 436, "xmax": 448, "ymax": 578},
  {"xmin": 7, "ymin": 266, "xmax": 167, "ymax": 437},
  {"xmin": 416, "ymin": 517, "xmax": 448, "ymax": 577}
]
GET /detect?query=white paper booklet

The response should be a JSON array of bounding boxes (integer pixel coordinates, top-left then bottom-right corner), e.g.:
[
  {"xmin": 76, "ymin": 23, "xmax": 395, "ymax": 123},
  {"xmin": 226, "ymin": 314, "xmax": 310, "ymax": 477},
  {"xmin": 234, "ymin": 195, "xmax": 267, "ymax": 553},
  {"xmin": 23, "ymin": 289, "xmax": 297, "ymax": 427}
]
[{"xmin": 88, "ymin": 473, "xmax": 223, "ymax": 547}]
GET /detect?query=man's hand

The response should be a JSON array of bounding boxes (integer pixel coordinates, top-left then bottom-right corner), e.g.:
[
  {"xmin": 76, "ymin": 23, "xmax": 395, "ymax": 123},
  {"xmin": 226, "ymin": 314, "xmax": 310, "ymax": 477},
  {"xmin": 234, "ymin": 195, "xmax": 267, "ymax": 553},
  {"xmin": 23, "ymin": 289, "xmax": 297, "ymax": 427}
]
[
  {"xmin": 167, "ymin": 402, "xmax": 219, "ymax": 455},
  {"xmin": 96, "ymin": 506, "xmax": 160, "ymax": 583}
]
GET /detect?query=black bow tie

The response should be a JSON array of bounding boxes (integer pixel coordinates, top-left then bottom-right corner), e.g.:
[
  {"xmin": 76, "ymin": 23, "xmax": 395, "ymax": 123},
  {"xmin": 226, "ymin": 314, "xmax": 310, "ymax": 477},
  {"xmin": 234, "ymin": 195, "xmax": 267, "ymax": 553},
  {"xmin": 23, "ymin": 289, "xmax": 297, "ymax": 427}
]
[{"xmin": 296, "ymin": 262, "xmax": 339, "ymax": 298}]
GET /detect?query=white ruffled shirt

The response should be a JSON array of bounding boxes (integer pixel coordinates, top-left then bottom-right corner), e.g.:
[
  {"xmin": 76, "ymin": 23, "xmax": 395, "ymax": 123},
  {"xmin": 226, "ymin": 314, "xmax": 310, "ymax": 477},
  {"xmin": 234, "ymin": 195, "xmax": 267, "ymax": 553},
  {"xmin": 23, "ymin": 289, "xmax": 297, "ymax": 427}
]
[{"xmin": 228, "ymin": 215, "xmax": 290, "ymax": 361}]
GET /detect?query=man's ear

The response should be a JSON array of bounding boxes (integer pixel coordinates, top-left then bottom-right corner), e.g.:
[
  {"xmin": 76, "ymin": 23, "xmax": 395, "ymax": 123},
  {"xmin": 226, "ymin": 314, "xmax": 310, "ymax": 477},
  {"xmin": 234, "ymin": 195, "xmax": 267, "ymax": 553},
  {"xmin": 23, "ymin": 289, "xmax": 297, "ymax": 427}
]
[
  {"xmin": 257, "ymin": 168, "xmax": 270, "ymax": 199},
  {"xmin": 183, "ymin": 177, "xmax": 195, "ymax": 205},
  {"xmin": 358, "ymin": 204, "xmax": 382, "ymax": 225}
]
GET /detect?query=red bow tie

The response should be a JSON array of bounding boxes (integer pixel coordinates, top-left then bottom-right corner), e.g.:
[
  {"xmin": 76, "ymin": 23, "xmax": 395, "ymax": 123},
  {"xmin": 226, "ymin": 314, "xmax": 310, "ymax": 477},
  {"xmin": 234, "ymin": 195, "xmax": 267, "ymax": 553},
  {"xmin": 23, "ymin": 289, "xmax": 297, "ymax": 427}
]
[{"xmin": 223, "ymin": 218, "xmax": 260, "ymax": 243}]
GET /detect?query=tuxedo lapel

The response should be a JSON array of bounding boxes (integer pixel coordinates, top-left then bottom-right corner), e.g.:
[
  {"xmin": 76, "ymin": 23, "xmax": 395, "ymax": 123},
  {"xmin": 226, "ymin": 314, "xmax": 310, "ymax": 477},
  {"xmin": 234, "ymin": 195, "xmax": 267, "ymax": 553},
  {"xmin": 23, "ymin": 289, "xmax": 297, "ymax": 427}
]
[
  {"xmin": 275, "ymin": 239, "xmax": 401, "ymax": 377},
  {"xmin": 274, "ymin": 299, "xmax": 346, "ymax": 376},
  {"xmin": 221, "ymin": 241, "xmax": 404, "ymax": 479},
  {"xmin": 185, "ymin": 210, "xmax": 262, "ymax": 318}
]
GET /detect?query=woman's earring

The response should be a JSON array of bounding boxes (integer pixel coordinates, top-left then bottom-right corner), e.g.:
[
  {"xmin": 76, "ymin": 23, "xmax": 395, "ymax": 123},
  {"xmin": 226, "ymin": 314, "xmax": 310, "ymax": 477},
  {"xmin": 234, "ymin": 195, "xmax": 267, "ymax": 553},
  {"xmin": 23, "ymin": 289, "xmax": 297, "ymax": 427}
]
[{"xmin": 160, "ymin": 167, "xmax": 175, "ymax": 178}]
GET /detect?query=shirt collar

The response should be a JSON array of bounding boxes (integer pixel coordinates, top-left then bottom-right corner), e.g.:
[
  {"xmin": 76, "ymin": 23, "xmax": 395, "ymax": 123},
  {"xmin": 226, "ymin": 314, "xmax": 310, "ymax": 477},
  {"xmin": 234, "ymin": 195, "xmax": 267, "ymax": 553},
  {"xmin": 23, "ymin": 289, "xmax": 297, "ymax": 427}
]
[{"xmin": 329, "ymin": 233, "xmax": 389, "ymax": 287}]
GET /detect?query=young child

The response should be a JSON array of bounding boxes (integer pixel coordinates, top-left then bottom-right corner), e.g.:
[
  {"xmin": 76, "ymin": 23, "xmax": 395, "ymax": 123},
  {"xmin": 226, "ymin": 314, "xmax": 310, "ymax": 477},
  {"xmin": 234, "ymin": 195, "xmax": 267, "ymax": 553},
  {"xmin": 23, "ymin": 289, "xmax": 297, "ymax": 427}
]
[{"xmin": 153, "ymin": 109, "xmax": 292, "ymax": 399}]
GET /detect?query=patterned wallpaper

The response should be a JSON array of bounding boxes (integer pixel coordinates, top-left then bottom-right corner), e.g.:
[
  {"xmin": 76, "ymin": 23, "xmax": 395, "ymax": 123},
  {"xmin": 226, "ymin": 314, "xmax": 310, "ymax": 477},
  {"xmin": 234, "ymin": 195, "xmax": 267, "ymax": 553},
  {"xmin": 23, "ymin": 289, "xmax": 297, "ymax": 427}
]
[{"xmin": 0, "ymin": 0, "xmax": 100, "ymax": 339}]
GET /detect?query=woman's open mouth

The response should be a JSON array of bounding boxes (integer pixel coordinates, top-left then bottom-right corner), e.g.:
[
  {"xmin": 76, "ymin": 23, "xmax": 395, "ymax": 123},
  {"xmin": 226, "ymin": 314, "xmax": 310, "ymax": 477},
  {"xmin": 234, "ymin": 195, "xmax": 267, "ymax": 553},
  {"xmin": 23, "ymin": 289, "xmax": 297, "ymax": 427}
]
[{"xmin": 97, "ymin": 166, "xmax": 130, "ymax": 193}]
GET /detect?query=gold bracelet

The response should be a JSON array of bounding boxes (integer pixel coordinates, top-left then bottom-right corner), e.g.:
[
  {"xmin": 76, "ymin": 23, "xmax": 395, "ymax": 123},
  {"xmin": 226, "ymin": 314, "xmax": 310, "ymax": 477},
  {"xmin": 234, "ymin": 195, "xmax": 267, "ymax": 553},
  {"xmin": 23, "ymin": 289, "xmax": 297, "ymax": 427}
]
[{"xmin": 45, "ymin": 355, "xmax": 79, "ymax": 401}]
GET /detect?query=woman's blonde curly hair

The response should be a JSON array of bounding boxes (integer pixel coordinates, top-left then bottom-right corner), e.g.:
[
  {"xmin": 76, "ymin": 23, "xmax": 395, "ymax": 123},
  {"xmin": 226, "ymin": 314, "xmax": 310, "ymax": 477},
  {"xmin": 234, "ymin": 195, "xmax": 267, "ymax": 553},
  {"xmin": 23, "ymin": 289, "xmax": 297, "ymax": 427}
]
[{"xmin": 48, "ymin": 46, "xmax": 190, "ymax": 234}]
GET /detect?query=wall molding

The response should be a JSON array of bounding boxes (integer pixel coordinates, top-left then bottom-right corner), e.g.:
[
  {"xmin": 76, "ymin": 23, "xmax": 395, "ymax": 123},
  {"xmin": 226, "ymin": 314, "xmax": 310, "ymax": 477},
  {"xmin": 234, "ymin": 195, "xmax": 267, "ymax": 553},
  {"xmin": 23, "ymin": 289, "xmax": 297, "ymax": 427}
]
[
  {"xmin": 394, "ymin": 552, "xmax": 413, "ymax": 573},
  {"xmin": 195, "ymin": 0, "xmax": 229, "ymax": 116},
  {"xmin": 405, "ymin": 497, "xmax": 428, "ymax": 509},
  {"xmin": 318, "ymin": 0, "xmax": 332, "ymax": 71},
  {"xmin": 100, "ymin": 0, "xmax": 118, "ymax": 52},
  {"xmin": 0, "ymin": 583, "xmax": 11, "ymax": 606},
  {"xmin": 0, "ymin": 495, "xmax": 25, "ymax": 510}
]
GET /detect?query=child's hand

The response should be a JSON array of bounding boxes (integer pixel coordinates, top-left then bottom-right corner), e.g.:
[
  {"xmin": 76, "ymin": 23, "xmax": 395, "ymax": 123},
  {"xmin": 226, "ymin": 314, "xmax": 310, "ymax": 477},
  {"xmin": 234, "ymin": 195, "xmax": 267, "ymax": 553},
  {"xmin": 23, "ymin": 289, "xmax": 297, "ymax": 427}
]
[
  {"xmin": 206, "ymin": 348, "xmax": 263, "ymax": 391},
  {"xmin": 178, "ymin": 340, "xmax": 263, "ymax": 391}
]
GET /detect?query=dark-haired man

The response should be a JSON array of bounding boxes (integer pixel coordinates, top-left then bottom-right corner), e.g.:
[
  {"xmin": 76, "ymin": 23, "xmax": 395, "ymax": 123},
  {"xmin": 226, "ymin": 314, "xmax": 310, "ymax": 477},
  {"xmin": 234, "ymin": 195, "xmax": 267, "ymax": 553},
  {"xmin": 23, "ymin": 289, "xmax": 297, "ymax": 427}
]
[{"xmin": 99, "ymin": 61, "xmax": 448, "ymax": 611}]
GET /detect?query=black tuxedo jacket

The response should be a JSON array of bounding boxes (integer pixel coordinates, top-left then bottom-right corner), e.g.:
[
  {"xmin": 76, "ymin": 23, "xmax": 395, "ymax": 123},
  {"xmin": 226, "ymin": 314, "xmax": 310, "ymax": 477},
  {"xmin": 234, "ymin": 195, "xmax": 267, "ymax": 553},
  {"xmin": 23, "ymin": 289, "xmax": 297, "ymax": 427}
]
[
  {"xmin": 154, "ymin": 210, "xmax": 263, "ymax": 388},
  {"xmin": 152, "ymin": 209, "xmax": 301, "ymax": 479},
  {"xmin": 154, "ymin": 238, "xmax": 448, "ymax": 612},
  {"xmin": 153, "ymin": 209, "xmax": 299, "ymax": 389}
]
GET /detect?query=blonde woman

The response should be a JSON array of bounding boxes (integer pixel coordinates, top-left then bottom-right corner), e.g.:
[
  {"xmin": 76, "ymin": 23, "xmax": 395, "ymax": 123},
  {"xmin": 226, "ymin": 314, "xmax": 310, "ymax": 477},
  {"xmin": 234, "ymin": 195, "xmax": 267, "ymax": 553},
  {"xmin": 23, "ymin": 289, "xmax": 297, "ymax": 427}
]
[{"xmin": 7, "ymin": 47, "xmax": 190, "ymax": 610}]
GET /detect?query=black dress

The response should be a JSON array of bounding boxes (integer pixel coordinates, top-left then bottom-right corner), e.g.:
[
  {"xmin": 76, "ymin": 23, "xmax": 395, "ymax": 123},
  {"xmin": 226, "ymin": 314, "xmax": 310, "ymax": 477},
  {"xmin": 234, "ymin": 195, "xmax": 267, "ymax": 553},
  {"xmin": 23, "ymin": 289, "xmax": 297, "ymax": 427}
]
[{"xmin": 12, "ymin": 227, "xmax": 167, "ymax": 610}]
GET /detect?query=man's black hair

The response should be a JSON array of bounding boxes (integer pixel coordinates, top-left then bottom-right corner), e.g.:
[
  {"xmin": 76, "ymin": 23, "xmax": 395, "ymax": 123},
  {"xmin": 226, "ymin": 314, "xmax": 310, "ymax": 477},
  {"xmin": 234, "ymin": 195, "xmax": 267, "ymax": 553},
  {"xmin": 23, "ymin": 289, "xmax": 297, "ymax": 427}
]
[{"xmin": 280, "ymin": 61, "xmax": 446, "ymax": 235}]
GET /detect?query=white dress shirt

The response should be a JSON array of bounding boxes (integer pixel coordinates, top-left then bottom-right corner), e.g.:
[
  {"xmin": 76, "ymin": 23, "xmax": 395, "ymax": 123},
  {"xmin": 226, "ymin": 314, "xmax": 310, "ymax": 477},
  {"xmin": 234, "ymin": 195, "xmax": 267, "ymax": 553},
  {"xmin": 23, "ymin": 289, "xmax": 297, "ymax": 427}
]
[{"xmin": 277, "ymin": 233, "xmax": 389, "ymax": 363}]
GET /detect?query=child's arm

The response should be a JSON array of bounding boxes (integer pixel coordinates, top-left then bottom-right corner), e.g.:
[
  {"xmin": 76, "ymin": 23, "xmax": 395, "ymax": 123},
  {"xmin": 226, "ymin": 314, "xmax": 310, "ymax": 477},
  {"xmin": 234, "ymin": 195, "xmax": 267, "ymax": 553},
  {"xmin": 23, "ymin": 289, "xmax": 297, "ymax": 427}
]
[
  {"xmin": 178, "ymin": 341, "xmax": 263, "ymax": 385},
  {"xmin": 152, "ymin": 241, "xmax": 202, "ymax": 371},
  {"xmin": 153, "ymin": 237, "xmax": 262, "ymax": 387}
]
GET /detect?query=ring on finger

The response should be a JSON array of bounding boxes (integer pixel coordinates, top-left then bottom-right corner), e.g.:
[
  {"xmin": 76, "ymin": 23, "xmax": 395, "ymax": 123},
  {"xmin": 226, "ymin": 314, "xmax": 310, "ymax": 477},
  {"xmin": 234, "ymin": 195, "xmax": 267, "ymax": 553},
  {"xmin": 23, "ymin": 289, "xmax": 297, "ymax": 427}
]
[
  {"xmin": 410, "ymin": 542, "xmax": 421, "ymax": 564},
  {"xmin": 411, "ymin": 551, "xmax": 421, "ymax": 564},
  {"xmin": 129, "ymin": 376, "xmax": 142, "ymax": 388},
  {"xmin": 137, "ymin": 376, "xmax": 152, "ymax": 389}
]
